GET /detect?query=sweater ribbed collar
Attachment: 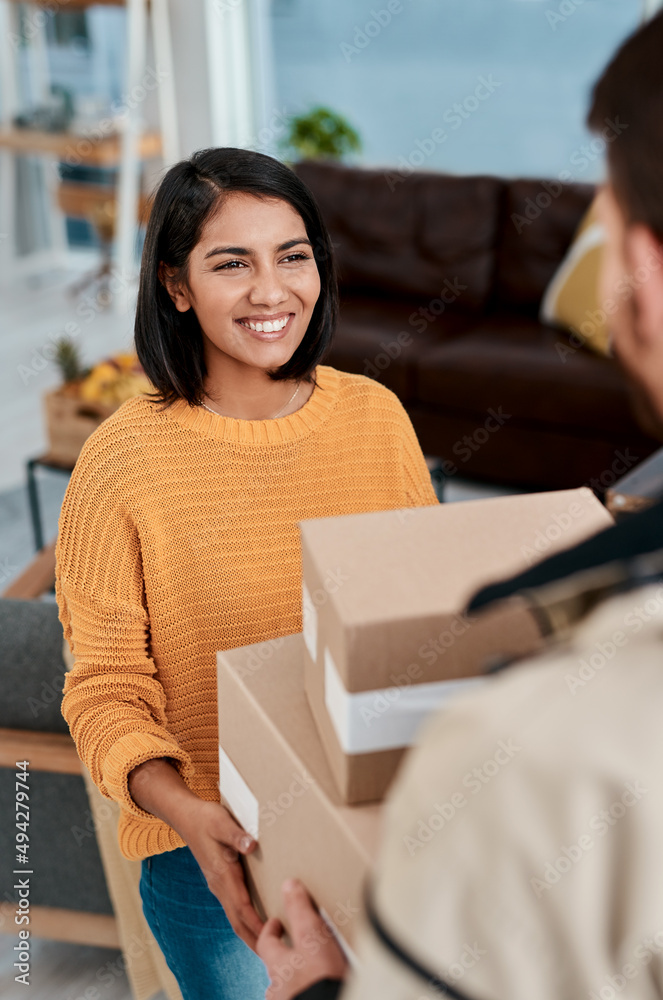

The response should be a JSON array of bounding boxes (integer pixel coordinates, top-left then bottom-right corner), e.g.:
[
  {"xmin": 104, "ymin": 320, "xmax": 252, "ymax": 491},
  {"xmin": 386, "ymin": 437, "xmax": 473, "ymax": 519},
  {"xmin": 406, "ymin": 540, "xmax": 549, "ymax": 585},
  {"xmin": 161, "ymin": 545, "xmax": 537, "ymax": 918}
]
[{"xmin": 156, "ymin": 364, "xmax": 340, "ymax": 445}]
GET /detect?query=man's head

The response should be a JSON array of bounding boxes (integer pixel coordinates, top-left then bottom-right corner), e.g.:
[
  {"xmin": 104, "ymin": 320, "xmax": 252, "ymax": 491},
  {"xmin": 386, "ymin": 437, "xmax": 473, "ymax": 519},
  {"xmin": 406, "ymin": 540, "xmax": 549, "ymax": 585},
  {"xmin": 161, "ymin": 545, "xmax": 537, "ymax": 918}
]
[{"xmin": 589, "ymin": 12, "xmax": 663, "ymax": 440}]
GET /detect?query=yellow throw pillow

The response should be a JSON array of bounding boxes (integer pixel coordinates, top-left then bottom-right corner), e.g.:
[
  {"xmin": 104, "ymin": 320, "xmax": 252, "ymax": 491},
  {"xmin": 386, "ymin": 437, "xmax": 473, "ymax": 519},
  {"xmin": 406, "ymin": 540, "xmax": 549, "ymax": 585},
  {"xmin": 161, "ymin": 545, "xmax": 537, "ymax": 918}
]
[{"xmin": 540, "ymin": 200, "xmax": 611, "ymax": 356}]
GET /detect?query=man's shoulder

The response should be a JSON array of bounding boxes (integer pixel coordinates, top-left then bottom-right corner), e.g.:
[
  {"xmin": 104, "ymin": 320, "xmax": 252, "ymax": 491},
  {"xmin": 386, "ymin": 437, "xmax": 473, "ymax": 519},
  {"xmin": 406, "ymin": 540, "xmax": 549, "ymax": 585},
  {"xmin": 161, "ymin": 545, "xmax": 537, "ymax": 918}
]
[{"xmin": 469, "ymin": 500, "xmax": 663, "ymax": 611}]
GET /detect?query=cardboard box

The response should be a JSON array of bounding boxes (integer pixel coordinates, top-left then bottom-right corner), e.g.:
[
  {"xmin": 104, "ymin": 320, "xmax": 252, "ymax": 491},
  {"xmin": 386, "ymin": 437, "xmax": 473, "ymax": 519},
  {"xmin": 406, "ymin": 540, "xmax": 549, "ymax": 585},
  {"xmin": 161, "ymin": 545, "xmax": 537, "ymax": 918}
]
[
  {"xmin": 300, "ymin": 487, "xmax": 613, "ymax": 804},
  {"xmin": 217, "ymin": 633, "xmax": 382, "ymax": 951}
]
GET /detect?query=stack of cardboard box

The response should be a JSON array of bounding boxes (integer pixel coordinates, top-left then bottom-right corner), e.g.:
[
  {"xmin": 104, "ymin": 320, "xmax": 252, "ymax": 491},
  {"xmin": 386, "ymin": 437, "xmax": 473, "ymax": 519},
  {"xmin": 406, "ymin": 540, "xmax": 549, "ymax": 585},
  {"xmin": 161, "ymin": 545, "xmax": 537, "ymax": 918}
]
[{"xmin": 217, "ymin": 487, "xmax": 612, "ymax": 948}]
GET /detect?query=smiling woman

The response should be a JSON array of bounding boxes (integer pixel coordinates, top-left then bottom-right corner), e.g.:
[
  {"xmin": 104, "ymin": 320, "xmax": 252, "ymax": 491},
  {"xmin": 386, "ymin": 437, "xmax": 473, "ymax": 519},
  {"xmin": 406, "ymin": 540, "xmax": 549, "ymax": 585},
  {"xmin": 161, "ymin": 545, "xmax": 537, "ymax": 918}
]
[
  {"xmin": 134, "ymin": 148, "xmax": 337, "ymax": 420},
  {"xmin": 160, "ymin": 191, "xmax": 322, "ymax": 420},
  {"xmin": 54, "ymin": 146, "xmax": 439, "ymax": 1000}
]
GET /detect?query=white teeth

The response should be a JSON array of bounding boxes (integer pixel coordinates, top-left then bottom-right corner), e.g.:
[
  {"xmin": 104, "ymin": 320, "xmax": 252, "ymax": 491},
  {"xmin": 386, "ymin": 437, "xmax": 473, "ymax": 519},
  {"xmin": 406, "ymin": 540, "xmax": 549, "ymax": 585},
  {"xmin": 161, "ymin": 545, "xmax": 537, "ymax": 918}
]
[{"xmin": 239, "ymin": 317, "xmax": 288, "ymax": 332}]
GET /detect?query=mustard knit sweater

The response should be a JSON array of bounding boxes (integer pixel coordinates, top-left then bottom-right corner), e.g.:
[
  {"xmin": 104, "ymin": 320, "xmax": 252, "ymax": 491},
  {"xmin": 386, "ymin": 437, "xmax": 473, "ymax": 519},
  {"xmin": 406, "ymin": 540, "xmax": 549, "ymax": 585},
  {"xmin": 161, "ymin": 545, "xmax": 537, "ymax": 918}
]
[{"xmin": 56, "ymin": 365, "xmax": 438, "ymax": 860}]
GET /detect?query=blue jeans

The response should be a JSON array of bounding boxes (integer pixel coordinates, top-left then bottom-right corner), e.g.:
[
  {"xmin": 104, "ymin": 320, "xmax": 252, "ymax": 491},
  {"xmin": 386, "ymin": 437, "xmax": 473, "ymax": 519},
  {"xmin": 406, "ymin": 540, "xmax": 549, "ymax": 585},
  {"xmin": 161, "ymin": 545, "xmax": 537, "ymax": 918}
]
[{"xmin": 139, "ymin": 845, "xmax": 269, "ymax": 1000}]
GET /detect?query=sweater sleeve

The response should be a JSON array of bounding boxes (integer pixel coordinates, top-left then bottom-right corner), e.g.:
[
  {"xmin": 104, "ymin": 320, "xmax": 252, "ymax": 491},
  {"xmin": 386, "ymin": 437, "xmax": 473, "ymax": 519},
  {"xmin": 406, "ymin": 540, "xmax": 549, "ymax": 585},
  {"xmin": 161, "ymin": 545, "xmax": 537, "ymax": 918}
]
[
  {"xmin": 399, "ymin": 409, "xmax": 439, "ymax": 508},
  {"xmin": 55, "ymin": 430, "xmax": 194, "ymax": 820}
]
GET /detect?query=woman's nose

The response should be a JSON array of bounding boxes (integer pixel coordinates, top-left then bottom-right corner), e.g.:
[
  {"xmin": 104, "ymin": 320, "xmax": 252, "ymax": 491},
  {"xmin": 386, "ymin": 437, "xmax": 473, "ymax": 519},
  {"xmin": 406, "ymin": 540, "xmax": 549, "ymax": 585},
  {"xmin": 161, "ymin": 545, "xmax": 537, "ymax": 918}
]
[{"xmin": 248, "ymin": 265, "xmax": 288, "ymax": 307}]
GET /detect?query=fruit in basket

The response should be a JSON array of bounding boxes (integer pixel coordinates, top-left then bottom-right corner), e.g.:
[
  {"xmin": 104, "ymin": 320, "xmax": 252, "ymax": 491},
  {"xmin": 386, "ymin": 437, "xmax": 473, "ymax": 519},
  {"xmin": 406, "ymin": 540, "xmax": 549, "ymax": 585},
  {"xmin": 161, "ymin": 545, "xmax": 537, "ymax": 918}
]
[
  {"xmin": 78, "ymin": 353, "xmax": 153, "ymax": 405},
  {"xmin": 54, "ymin": 336, "xmax": 88, "ymax": 386}
]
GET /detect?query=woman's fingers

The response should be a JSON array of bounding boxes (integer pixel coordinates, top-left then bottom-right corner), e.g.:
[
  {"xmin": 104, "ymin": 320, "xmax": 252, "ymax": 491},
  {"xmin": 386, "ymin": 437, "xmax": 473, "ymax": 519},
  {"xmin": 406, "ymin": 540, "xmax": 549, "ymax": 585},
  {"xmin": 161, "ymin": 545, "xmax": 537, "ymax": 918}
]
[
  {"xmin": 212, "ymin": 803, "xmax": 258, "ymax": 854},
  {"xmin": 201, "ymin": 840, "xmax": 265, "ymax": 945}
]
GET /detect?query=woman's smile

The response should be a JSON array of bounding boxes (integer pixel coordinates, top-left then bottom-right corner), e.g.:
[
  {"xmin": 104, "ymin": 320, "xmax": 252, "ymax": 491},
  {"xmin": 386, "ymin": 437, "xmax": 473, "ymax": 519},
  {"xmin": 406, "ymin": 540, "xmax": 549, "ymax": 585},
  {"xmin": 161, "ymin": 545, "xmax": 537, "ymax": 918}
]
[{"xmin": 236, "ymin": 312, "xmax": 295, "ymax": 339}]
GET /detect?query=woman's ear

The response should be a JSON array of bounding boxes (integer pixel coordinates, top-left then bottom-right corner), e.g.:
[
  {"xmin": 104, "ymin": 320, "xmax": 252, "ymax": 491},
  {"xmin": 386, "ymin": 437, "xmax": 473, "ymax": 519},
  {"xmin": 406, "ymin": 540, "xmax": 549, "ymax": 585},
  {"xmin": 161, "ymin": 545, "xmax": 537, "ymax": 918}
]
[{"xmin": 158, "ymin": 263, "xmax": 193, "ymax": 313}]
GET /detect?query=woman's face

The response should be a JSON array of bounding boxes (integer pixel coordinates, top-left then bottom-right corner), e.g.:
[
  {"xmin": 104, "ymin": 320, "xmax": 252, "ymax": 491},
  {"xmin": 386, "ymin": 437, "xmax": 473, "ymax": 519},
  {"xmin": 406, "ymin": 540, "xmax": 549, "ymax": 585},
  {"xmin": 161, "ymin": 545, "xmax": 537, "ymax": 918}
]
[{"xmin": 167, "ymin": 191, "xmax": 322, "ymax": 376}]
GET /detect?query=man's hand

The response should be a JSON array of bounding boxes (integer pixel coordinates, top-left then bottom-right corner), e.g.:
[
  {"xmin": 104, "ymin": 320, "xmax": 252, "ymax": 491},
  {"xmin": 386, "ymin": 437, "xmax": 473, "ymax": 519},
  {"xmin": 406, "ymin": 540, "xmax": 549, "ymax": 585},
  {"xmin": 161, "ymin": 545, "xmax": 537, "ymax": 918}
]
[
  {"xmin": 128, "ymin": 758, "xmax": 264, "ymax": 949},
  {"xmin": 257, "ymin": 879, "xmax": 348, "ymax": 1000}
]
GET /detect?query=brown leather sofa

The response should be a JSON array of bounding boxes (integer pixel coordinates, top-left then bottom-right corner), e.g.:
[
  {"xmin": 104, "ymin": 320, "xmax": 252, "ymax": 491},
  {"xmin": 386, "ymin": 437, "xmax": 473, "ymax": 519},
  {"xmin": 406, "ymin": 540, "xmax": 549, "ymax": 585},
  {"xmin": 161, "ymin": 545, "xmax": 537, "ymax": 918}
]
[{"xmin": 295, "ymin": 161, "xmax": 659, "ymax": 491}]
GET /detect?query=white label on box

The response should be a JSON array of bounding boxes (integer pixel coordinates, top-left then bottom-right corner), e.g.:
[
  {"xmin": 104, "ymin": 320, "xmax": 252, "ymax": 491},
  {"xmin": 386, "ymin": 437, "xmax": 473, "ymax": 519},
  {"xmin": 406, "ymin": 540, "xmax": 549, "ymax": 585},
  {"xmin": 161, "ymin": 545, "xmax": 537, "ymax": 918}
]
[
  {"xmin": 324, "ymin": 647, "xmax": 485, "ymax": 755},
  {"xmin": 302, "ymin": 580, "xmax": 318, "ymax": 662},
  {"xmin": 319, "ymin": 906, "xmax": 359, "ymax": 968},
  {"xmin": 218, "ymin": 745, "xmax": 260, "ymax": 840}
]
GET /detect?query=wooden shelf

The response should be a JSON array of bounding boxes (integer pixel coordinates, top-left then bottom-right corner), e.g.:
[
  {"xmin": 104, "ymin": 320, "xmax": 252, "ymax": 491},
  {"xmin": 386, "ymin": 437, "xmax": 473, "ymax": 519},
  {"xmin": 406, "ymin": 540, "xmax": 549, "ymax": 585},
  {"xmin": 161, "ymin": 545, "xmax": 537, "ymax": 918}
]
[
  {"xmin": 0, "ymin": 728, "xmax": 82, "ymax": 776},
  {"xmin": 7, "ymin": 0, "xmax": 126, "ymax": 7},
  {"xmin": 57, "ymin": 181, "xmax": 152, "ymax": 223},
  {"xmin": 0, "ymin": 903, "xmax": 119, "ymax": 949},
  {"xmin": 1, "ymin": 540, "xmax": 56, "ymax": 600},
  {"xmin": 0, "ymin": 127, "xmax": 161, "ymax": 166}
]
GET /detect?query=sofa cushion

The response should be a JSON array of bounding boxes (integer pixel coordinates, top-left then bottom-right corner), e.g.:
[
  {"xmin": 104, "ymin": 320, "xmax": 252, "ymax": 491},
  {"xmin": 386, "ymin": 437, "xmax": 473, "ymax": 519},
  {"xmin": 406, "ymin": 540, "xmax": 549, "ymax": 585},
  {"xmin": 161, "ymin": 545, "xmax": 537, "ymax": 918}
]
[
  {"xmin": 496, "ymin": 179, "xmax": 595, "ymax": 308},
  {"xmin": 0, "ymin": 598, "xmax": 69, "ymax": 733},
  {"xmin": 295, "ymin": 161, "xmax": 503, "ymax": 309},
  {"xmin": 415, "ymin": 312, "xmax": 641, "ymax": 436},
  {"xmin": 328, "ymin": 293, "xmax": 478, "ymax": 401}
]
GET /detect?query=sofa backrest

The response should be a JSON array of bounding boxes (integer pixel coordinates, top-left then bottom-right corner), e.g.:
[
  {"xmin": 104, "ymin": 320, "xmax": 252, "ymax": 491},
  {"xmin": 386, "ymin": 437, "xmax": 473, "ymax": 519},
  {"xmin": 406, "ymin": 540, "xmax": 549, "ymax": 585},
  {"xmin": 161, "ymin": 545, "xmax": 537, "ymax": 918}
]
[
  {"xmin": 295, "ymin": 161, "xmax": 503, "ymax": 310},
  {"xmin": 0, "ymin": 598, "xmax": 69, "ymax": 733},
  {"xmin": 294, "ymin": 162, "xmax": 595, "ymax": 313},
  {"xmin": 495, "ymin": 178, "xmax": 595, "ymax": 309}
]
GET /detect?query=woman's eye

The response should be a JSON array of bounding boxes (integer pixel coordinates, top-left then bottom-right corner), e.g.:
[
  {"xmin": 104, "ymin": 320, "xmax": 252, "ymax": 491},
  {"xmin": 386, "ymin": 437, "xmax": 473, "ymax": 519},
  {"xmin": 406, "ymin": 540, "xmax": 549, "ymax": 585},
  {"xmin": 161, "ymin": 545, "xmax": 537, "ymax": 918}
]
[
  {"xmin": 281, "ymin": 252, "xmax": 311, "ymax": 264},
  {"xmin": 215, "ymin": 260, "xmax": 246, "ymax": 271}
]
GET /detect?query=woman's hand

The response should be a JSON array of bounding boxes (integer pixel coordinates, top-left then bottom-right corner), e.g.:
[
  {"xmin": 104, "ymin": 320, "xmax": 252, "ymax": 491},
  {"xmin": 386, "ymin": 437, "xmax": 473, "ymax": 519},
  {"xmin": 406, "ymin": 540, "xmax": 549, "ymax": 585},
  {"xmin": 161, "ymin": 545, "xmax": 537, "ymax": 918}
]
[
  {"xmin": 182, "ymin": 798, "xmax": 265, "ymax": 950},
  {"xmin": 257, "ymin": 879, "xmax": 348, "ymax": 1000},
  {"xmin": 128, "ymin": 758, "xmax": 264, "ymax": 949}
]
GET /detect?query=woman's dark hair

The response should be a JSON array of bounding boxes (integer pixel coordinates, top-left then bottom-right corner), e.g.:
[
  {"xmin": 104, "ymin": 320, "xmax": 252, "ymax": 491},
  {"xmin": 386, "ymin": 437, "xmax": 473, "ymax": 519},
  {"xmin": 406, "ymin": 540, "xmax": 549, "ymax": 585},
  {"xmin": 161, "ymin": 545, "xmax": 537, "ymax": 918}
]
[
  {"xmin": 134, "ymin": 148, "xmax": 338, "ymax": 407},
  {"xmin": 588, "ymin": 10, "xmax": 663, "ymax": 243}
]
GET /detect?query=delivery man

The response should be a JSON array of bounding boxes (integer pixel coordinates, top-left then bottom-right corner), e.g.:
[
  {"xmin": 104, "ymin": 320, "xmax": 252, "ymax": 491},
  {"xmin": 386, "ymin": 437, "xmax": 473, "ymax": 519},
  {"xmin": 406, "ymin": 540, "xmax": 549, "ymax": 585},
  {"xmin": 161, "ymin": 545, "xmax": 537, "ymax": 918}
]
[{"xmin": 256, "ymin": 11, "xmax": 663, "ymax": 1000}]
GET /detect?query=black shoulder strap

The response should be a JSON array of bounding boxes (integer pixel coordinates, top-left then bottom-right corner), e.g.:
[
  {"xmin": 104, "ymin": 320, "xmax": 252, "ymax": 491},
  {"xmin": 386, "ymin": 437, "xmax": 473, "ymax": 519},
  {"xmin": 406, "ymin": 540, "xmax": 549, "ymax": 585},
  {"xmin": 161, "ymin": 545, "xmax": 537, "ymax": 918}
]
[{"xmin": 365, "ymin": 884, "xmax": 479, "ymax": 1000}]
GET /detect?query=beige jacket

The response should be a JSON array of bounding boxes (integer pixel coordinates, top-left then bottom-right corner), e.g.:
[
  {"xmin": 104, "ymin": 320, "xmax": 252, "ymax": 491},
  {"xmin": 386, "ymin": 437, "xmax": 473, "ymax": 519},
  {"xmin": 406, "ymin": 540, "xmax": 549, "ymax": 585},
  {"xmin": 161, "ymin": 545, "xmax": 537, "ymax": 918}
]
[{"xmin": 344, "ymin": 581, "xmax": 663, "ymax": 1000}]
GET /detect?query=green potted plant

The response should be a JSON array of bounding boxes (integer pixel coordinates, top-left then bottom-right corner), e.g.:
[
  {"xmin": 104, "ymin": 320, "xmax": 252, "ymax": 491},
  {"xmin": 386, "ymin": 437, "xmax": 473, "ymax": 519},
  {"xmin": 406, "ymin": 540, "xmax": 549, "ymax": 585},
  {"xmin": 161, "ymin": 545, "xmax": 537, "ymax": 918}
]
[{"xmin": 280, "ymin": 106, "xmax": 361, "ymax": 162}]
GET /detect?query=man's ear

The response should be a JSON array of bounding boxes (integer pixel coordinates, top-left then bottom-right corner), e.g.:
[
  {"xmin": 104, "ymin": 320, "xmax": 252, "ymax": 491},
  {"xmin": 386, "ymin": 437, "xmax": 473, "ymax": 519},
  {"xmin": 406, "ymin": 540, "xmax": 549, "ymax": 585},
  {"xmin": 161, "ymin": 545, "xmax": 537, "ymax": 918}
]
[
  {"xmin": 158, "ymin": 263, "xmax": 192, "ymax": 313},
  {"xmin": 625, "ymin": 224, "xmax": 663, "ymax": 344}
]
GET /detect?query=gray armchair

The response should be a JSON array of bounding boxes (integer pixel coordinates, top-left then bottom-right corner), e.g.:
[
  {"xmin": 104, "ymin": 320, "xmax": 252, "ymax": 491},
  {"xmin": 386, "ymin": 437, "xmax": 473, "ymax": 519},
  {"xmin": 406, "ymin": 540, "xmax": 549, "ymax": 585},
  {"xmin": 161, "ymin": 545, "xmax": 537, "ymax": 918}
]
[{"xmin": 0, "ymin": 551, "xmax": 181, "ymax": 1000}]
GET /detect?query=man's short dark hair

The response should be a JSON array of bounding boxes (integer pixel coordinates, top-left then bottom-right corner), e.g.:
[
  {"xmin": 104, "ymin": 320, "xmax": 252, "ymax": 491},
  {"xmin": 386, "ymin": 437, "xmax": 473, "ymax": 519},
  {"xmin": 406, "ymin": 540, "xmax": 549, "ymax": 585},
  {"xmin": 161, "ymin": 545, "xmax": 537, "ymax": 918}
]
[
  {"xmin": 588, "ymin": 11, "xmax": 663, "ymax": 242},
  {"xmin": 134, "ymin": 148, "xmax": 338, "ymax": 408}
]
